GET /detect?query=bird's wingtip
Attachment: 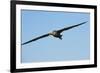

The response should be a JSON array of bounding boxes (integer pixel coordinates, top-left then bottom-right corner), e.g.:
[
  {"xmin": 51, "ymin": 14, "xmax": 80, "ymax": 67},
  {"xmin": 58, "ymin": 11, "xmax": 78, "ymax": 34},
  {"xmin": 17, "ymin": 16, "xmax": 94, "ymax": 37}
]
[
  {"xmin": 85, "ymin": 21, "xmax": 88, "ymax": 23},
  {"xmin": 21, "ymin": 43, "xmax": 25, "ymax": 45},
  {"xmin": 79, "ymin": 21, "xmax": 88, "ymax": 25},
  {"xmin": 82, "ymin": 21, "xmax": 88, "ymax": 24}
]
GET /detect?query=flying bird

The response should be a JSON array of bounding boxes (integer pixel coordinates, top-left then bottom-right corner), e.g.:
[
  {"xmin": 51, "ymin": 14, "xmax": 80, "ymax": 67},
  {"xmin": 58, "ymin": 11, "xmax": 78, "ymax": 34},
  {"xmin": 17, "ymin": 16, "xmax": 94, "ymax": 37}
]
[{"xmin": 22, "ymin": 21, "xmax": 87, "ymax": 45}]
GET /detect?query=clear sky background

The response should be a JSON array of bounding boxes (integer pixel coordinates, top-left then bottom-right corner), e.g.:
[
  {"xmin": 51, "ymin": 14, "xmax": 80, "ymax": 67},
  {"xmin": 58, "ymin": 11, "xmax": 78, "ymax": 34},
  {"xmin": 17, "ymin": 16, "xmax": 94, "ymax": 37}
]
[{"xmin": 21, "ymin": 9, "xmax": 90, "ymax": 63}]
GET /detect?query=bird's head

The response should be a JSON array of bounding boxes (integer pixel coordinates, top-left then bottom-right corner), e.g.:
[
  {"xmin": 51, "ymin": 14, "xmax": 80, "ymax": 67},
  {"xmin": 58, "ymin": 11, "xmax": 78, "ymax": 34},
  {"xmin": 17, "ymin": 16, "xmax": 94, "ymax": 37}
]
[{"xmin": 52, "ymin": 30, "xmax": 57, "ymax": 35}]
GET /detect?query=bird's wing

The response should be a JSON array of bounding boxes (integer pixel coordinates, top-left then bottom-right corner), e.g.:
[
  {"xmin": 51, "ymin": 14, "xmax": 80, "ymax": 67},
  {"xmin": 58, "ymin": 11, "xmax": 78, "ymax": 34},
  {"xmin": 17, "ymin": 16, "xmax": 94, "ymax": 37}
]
[
  {"xmin": 22, "ymin": 33, "xmax": 50, "ymax": 45},
  {"xmin": 57, "ymin": 21, "xmax": 87, "ymax": 33}
]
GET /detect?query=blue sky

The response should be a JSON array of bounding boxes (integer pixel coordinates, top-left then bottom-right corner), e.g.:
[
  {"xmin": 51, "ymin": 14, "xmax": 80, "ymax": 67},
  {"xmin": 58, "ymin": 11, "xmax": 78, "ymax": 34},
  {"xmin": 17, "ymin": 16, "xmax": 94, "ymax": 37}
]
[{"xmin": 21, "ymin": 10, "xmax": 90, "ymax": 63}]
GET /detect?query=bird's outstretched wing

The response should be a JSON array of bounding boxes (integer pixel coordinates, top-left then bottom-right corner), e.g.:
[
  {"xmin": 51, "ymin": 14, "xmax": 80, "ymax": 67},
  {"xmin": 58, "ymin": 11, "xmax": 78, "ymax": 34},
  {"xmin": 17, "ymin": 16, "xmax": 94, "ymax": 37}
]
[
  {"xmin": 57, "ymin": 21, "xmax": 87, "ymax": 33},
  {"xmin": 22, "ymin": 33, "xmax": 50, "ymax": 45}
]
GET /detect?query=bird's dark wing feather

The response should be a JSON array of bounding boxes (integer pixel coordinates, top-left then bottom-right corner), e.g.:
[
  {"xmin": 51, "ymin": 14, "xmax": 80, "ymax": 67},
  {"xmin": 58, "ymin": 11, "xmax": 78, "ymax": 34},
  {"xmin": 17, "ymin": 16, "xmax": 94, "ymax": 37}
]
[
  {"xmin": 57, "ymin": 21, "xmax": 87, "ymax": 33},
  {"xmin": 22, "ymin": 33, "xmax": 49, "ymax": 45}
]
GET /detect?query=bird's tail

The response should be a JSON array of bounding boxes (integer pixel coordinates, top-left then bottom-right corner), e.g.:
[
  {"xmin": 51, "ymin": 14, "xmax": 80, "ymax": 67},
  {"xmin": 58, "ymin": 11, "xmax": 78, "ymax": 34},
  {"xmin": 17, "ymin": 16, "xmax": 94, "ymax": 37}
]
[{"xmin": 59, "ymin": 35, "xmax": 62, "ymax": 40}]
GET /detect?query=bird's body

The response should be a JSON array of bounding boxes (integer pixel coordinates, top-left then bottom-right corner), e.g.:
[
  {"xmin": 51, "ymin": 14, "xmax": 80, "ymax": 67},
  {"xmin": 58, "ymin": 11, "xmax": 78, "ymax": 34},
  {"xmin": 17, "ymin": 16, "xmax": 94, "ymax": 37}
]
[
  {"xmin": 49, "ymin": 30, "xmax": 62, "ymax": 39},
  {"xmin": 22, "ymin": 21, "xmax": 87, "ymax": 45}
]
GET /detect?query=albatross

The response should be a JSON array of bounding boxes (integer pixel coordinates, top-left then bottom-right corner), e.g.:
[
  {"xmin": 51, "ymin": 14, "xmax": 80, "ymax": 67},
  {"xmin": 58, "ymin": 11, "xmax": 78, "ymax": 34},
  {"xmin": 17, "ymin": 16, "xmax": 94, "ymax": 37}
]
[{"xmin": 22, "ymin": 21, "xmax": 87, "ymax": 45}]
